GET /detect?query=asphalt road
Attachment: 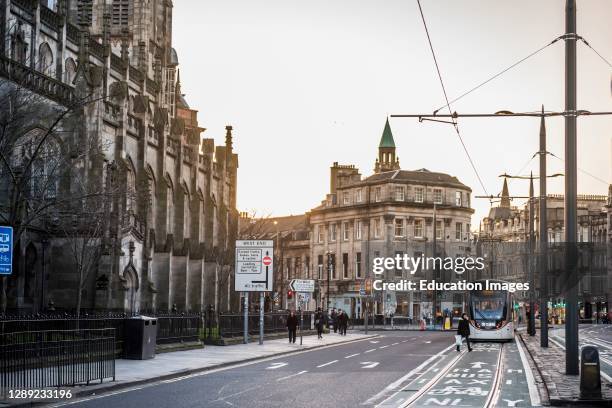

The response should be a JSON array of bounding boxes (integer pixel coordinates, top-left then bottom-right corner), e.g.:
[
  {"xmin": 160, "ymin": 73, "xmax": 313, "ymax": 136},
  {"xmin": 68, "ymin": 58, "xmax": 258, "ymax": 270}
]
[{"xmin": 53, "ymin": 331, "xmax": 454, "ymax": 408}]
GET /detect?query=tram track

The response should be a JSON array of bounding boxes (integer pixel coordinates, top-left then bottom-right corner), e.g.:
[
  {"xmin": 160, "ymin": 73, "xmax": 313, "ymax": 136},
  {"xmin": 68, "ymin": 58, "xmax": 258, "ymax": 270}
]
[{"xmin": 396, "ymin": 343, "xmax": 505, "ymax": 408}]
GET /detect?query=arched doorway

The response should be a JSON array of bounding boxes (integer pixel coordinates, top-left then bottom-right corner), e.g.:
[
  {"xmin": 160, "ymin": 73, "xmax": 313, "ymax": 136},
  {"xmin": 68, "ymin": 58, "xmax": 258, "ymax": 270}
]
[{"xmin": 123, "ymin": 265, "xmax": 139, "ymax": 313}]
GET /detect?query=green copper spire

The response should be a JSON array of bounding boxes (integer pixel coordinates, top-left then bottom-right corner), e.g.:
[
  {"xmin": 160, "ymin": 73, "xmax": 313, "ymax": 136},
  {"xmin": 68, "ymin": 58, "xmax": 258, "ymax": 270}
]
[{"xmin": 379, "ymin": 118, "xmax": 395, "ymax": 148}]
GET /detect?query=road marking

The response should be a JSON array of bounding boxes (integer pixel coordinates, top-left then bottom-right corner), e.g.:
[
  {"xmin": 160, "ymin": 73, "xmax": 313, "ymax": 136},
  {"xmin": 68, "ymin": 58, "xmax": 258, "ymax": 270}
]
[
  {"xmin": 370, "ymin": 340, "xmax": 380, "ymax": 344},
  {"xmin": 506, "ymin": 379, "xmax": 512, "ymax": 385},
  {"xmin": 379, "ymin": 345, "xmax": 389, "ymax": 349},
  {"xmin": 362, "ymin": 344, "xmax": 455, "ymax": 406},
  {"xmin": 345, "ymin": 353, "xmax": 360, "ymax": 359},
  {"xmin": 401, "ymin": 340, "xmax": 408, "ymax": 343},
  {"xmin": 424, "ymin": 340, "xmax": 431, "ymax": 343},
  {"xmin": 392, "ymin": 342, "xmax": 399, "ymax": 346},
  {"xmin": 550, "ymin": 336, "xmax": 612, "ymax": 382},
  {"xmin": 361, "ymin": 361, "xmax": 380, "ymax": 369},
  {"xmin": 516, "ymin": 335, "xmax": 542, "ymax": 406},
  {"xmin": 317, "ymin": 360, "xmax": 338, "ymax": 368},
  {"xmin": 277, "ymin": 370, "xmax": 308, "ymax": 381},
  {"xmin": 365, "ymin": 348, "xmax": 376, "ymax": 353},
  {"xmin": 266, "ymin": 362, "xmax": 288, "ymax": 370}
]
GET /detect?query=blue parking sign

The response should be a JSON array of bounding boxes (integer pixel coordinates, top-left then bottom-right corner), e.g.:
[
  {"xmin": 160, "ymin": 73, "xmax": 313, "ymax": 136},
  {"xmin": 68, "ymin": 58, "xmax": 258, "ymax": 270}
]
[{"xmin": 0, "ymin": 226, "xmax": 13, "ymax": 275}]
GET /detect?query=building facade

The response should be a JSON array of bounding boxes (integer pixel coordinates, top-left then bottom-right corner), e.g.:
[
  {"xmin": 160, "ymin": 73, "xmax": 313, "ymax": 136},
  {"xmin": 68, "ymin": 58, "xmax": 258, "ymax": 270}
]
[
  {"xmin": 0, "ymin": 0, "xmax": 239, "ymax": 314},
  {"xmin": 309, "ymin": 120, "xmax": 474, "ymax": 319}
]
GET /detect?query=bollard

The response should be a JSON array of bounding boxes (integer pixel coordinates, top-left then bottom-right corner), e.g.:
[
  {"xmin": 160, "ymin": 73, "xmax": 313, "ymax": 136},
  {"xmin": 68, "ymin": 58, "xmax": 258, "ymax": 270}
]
[{"xmin": 580, "ymin": 345, "xmax": 602, "ymax": 400}]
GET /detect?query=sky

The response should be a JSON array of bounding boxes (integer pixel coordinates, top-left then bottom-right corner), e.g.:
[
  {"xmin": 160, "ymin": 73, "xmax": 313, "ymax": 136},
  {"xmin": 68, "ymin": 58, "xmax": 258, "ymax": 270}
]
[{"xmin": 172, "ymin": 0, "xmax": 612, "ymax": 225}]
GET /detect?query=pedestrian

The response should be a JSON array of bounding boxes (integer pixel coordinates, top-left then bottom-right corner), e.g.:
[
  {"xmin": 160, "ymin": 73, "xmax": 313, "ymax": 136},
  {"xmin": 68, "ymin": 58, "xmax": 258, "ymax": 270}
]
[
  {"xmin": 331, "ymin": 308, "xmax": 338, "ymax": 333},
  {"xmin": 287, "ymin": 310, "xmax": 298, "ymax": 344},
  {"xmin": 456, "ymin": 313, "xmax": 472, "ymax": 352},
  {"xmin": 338, "ymin": 310, "xmax": 348, "ymax": 335},
  {"xmin": 315, "ymin": 308, "xmax": 324, "ymax": 339}
]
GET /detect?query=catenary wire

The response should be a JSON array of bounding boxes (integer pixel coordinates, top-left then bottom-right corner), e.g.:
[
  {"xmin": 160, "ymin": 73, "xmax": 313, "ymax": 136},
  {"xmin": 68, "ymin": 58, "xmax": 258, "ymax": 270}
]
[{"xmin": 416, "ymin": 0, "xmax": 490, "ymax": 198}]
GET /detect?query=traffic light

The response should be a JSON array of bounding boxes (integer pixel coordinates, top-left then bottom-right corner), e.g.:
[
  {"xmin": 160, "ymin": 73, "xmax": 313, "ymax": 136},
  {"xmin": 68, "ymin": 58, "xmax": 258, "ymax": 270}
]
[{"xmin": 287, "ymin": 290, "xmax": 294, "ymax": 299}]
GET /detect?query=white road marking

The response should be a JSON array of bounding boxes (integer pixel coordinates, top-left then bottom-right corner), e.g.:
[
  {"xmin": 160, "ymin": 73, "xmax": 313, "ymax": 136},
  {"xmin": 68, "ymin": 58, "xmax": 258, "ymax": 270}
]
[
  {"xmin": 370, "ymin": 340, "xmax": 380, "ymax": 344},
  {"xmin": 316, "ymin": 360, "xmax": 337, "ymax": 368},
  {"xmin": 361, "ymin": 361, "xmax": 380, "ymax": 369},
  {"xmin": 401, "ymin": 340, "xmax": 408, "ymax": 343},
  {"xmin": 516, "ymin": 335, "xmax": 542, "ymax": 406},
  {"xmin": 379, "ymin": 345, "xmax": 389, "ymax": 349},
  {"xmin": 365, "ymin": 348, "xmax": 376, "ymax": 353},
  {"xmin": 550, "ymin": 336, "xmax": 612, "ymax": 382},
  {"xmin": 392, "ymin": 342, "xmax": 399, "ymax": 346},
  {"xmin": 276, "ymin": 370, "xmax": 308, "ymax": 381},
  {"xmin": 506, "ymin": 379, "xmax": 512, "ymax": 384},
  {"xmin": 266, "ymin": 362, "xmax": 288, "ymax": 370},
  {"xmin": 345, "ymin": 353, "xmax": 360, "ymax": 359},
  {"xmin": 362, "ymin": 344, "xmax": 455, "ymax": 406},
  {"xmin": 424, "ymin": 340, "xmax": 431, "ymax": 343}
]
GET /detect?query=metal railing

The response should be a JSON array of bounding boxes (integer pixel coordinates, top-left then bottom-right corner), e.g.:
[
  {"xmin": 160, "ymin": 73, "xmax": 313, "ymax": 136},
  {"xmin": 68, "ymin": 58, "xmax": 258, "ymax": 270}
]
[
  {"xmin": 218, "ymin": 312, "xmax": 314, "ymax": 338},
  {"xmin": 156, "ymin": 314, "xmax": 202, "ymax": 344},
  {"xmin": 1, "ymin": 329, "xmax": 115, "ymax": 398}
]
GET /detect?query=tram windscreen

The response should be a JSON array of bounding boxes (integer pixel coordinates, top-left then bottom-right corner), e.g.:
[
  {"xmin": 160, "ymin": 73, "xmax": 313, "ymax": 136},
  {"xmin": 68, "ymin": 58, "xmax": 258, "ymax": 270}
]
[{"xmin": 470, "ymin": 290, "xmax": 508, "ymax": 327}]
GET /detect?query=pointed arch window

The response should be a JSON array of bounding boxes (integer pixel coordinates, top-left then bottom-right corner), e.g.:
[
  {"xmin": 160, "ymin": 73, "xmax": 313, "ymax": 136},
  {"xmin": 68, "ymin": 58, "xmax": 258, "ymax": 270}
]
[
  {"xmin": 38, "ymin": 43, "xmax": 54, "ymax": 76},
  {"xmin": 64, "ymin": 58, "xmax": 77, "ymax": 84}
]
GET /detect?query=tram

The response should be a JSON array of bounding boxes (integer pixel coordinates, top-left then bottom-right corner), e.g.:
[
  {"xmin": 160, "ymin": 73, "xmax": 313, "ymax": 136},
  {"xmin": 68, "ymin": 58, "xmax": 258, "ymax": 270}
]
[{"xmin": 468, "ymin": 280, "xmax": 515, "ymax": 341}]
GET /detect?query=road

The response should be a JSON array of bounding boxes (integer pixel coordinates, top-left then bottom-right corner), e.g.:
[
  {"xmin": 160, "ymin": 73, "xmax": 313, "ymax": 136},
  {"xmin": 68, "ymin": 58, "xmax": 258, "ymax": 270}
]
[
  {"xmin": 549, "ymin": 324, "xmax": 612, "ymax": 381},
  {"xmin": 52, "ymin": 331, "xmax": 456, "ymax": 408}
]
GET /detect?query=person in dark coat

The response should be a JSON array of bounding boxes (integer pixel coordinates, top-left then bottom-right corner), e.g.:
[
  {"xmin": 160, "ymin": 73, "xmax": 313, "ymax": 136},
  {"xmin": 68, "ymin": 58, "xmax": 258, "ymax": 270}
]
[
  {"xmin": 315, "ymin": 308, "xmax": 324, "ymax": 339},
  {"xmin": 456, "ymin": 313, "xmax": 473, "ymax": 352},
  {"xmin": 287, "ymin": 311, "xmax": 298, "ymax": 343},
  {"xmin": 331, "ymin": 308, "xmax": 338, "ymax": 333},
  {"xmin": 338, "ymin": 310, "xmax": 348, "ymax": 335}
]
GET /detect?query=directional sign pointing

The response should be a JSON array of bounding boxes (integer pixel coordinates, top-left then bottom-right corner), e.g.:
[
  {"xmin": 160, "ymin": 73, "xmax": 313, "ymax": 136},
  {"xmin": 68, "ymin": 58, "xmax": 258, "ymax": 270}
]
[{"xmin": 289, "ymin": 279, "xmax": 315, "ymax": 293}]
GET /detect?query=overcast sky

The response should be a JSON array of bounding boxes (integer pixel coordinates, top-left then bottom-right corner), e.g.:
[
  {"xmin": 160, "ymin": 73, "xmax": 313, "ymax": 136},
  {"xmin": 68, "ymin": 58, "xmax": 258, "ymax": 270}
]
[{"xmin": 173, "ymin": 0, "xmax": 612, "ymax": 225}]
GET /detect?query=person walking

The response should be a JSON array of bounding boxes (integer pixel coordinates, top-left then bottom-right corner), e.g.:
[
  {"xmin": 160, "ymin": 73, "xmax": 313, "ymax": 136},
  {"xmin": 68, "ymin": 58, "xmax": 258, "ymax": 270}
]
[
  {"xmin": 338, "ymin": 310, "xmax": 348, "ymax": 336},
  {"xmin": 315, "ymin": 307, "xmax": 324, "ymax": 339},
  {"xmin": 456, "ymin": 313, "xmax": 472, "ymax": 352},
  {"xmin": 331, "ymin": 308, "xmax": 338, "ymax": 333},
  {"xmin": 287, "ymin": 310, "xmax": 298, "ymax": 344}
]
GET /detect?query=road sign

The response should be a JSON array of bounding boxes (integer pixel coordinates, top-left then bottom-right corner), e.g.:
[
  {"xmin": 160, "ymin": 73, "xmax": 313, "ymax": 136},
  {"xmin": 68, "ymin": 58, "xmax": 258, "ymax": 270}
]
[
  {"xmin": 234, "ymin": 240, "xmax": 274, "ymax": 291},
  {"xmin": 298, "ymin": 292, "xmax": 310, "ymax": 304},
  {"xmin": 289, "ymin": 279, "xmax": 315, "ymax": 292},
  {"xmin": 0, "ymin": 226, "xmax": 13, "ymax": 275}
]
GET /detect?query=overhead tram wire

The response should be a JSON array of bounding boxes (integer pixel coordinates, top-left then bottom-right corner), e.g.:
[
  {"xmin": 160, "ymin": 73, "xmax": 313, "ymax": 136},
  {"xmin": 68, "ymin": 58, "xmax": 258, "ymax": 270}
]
[
  {"xmin": 415, "ymin": 0, "xmax": 490, "ymax": 198},
  {"xmin": 433, "ymin": 36, "xmax": 564, "ymax": 114},
  {"xmin": 547, "ymin": 151, "xmax": 610, "ymax": 186},
  {"xmin": 579, "ymin": 37, "xmax": 612, "ymax": 69}
]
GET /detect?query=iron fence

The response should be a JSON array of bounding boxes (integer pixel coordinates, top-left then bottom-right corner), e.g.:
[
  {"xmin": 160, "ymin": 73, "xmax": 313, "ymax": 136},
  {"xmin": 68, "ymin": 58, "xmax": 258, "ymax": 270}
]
[
  {"xmin": 218, "ymin": 312, "xmax": 314, "ymax": 338},
  {"xmin": 1, "ymin": 329, "xmax": 115, "ymax": 399}
]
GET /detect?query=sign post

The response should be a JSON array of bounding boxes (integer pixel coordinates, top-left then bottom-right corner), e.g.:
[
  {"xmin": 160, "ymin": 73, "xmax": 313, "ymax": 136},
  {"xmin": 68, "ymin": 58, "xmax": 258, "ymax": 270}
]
[
  {"xmin": 235, "ymin": 240, "xmax": 274, "ymax": 345},
  {"xmin": 0, "ymin": 226, "xmax": 14, "ymax": 275}
]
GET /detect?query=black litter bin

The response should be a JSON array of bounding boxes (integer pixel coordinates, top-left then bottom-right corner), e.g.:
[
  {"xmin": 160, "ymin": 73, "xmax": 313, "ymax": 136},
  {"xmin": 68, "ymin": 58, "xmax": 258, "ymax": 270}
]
[{"xmin": 124, "ymin": 316, "xmax": 157, "ymax": 359}]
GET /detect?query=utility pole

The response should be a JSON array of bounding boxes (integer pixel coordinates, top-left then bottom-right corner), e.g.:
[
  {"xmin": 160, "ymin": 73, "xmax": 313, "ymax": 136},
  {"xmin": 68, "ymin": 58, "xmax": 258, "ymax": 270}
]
[
  {"xmin": 564, "ymin": 0, "xmax": 579, "ymax": 375},
  {"xmin": 529, "ymin": 173, "xmax": 536, "ymax": 336},
  {"xmin": 539, "ymin": 106, "xmax": 549, "ymax": 347}
]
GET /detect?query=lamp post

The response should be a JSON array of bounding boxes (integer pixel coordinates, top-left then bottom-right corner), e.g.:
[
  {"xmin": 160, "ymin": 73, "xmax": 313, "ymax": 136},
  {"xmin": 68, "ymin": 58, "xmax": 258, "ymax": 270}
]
[{"xmin": 326, "ymin": 250, "xmax": 333, "ymax": 312}]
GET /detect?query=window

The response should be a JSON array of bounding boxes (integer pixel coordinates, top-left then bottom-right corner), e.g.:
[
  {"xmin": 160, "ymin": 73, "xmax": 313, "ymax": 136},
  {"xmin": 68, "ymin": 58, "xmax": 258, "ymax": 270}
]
[
  {"xmin": 342, "ymin": 253, "xmax": 349, "ymax": 279},
  {"xmin": 356, "ymin": 189, "xmax": 363, "ymax": 203},
  {"xmin": 38, "ymin": 43, "xmax": 53, "ymax": 75},
  {"xmin": 455, "ymin": 222, "xmax": 463, "ymax": 240},
  {"xmin": 414, "ymin": 219, "xmax": 423, "ymax": 238},
  {"xmin": 64, "ymin": 58, "xmax": 77, "ymax": 84},
  {"xmin": 317, "ymin": 255, "xmax": 323, "ymax": 280},
  {"xmin": 343, "ymin": 191, "xmax": 349, "ymax": 205},
  {"xmin": 355, "ymin": 252, "xmax": 362, "ymax": 278},
  {"xmin": 433, "ymin": 189, "xmax": 443, "ymax": 204},
  {"xmin": 395, "ymin": 251, "xmax": 403, "ymax": 277},
  {"xmin": 395, "ymin": 186, "xmax": 405, "ymax": 201},
  {"xmin": 198, "ymin": 199, "xmax": 204, "ymax": 242},
  {"xmin": 374, "ymin": 187, "xmax": 382, "ymax": 202},
  {"xmin": 435, "ymin": 220, "xmax": 442, "ymax": 239},
  {"xmin": 295, "ymin": 258, "xmax": 301, "ymax": 278},
  {"xmin": 415, "ymin": 187, "xmax": 424, "ymax": 203},
  {"xmin": 166, "ymin": 183, "xmax": 174, "ymax": 235},
  {"xmin": 286, "ymin": 258, "xmax": 291, "ymax": 279},
  {"xmin": 329, "ymin": 254, "xmax": 336, "ymax": 280},
  {"xmin": 395, "ymin": 218, "xmax": 405, "ymax": 237},
  {"xmin": 305, "ymin": 256, "xmax": 310, "ymax": 278},
  {"xmin": 329, "ymin": 224, "xmax": 337, "ymax": 241},
  {"xmin": 343, "ymin": 221, "xmax": 350, "ymax": 241},
  {"xmin": 374, "ymin": 218, "xmax": 381, "ymax": 238},
  {"xmin": 317, "ymin": 225, "xmax": 324, "ymax": 243},
  {"xmin": 355, "ymin": 220, "xmax": 362, "ymax": 240},
  {"xmin": 183, "ymin": 191, "xmax": 190, "ymax": 238},
  {"xmin": 455, "ymin": 191, "xmax": 462, "ymax": 206}
]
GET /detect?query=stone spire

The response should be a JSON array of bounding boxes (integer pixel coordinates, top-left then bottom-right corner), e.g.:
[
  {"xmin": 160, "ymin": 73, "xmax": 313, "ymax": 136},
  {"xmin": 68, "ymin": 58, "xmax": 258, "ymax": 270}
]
[
  {"xmin": 500, "ymin": 178, "xmax": 510, "ymax": 208},
  {"xmin": 375, "ymin": 118, "xmax": 400, "ymax": 173}
]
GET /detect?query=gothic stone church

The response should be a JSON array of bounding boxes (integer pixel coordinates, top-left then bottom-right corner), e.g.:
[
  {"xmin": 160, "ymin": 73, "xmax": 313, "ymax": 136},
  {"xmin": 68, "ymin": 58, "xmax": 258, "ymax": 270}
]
[{"xmin": 0, "ymin": 0, "xmax": 239, "ymax": 314}]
